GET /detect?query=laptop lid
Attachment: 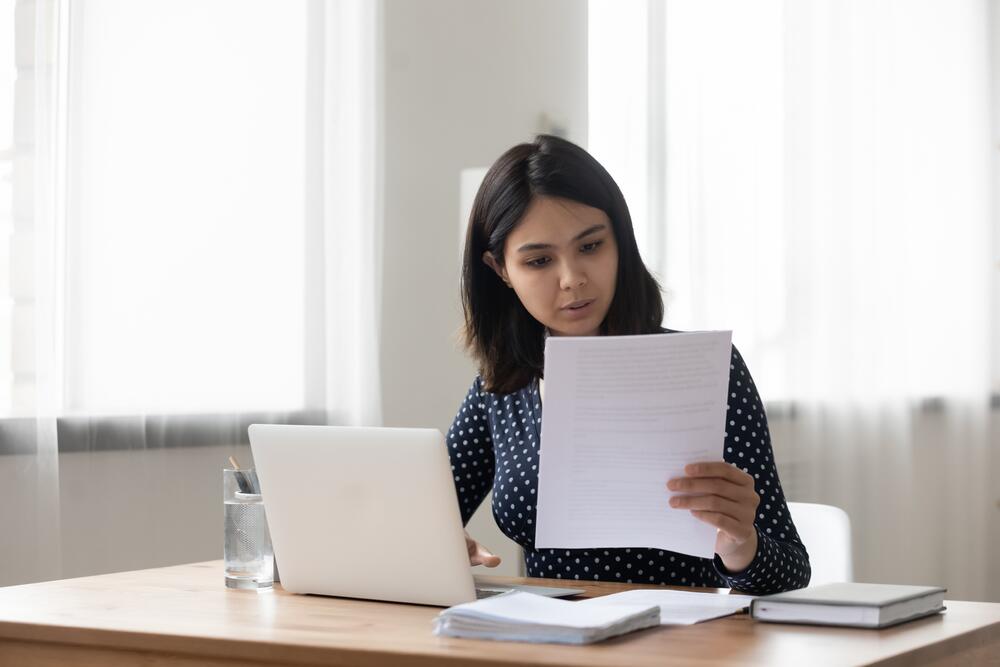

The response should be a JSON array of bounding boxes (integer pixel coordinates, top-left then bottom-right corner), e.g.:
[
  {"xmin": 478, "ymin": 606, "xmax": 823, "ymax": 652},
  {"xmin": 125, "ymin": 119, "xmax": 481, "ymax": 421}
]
[{"xmin": 248, "ymin": 424, "xmax": 477, "ymax": 607}]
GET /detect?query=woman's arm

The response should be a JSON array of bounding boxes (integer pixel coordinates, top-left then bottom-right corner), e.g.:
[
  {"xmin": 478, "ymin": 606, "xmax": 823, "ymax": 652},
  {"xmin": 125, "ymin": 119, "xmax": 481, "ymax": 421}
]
[
  {"xmin": 709, "ymin": 345, "xmax": 811, "ymax": 594},
  {"xmin": 445, "ymin": 376, "xmax": 497, "ymax": 525}
]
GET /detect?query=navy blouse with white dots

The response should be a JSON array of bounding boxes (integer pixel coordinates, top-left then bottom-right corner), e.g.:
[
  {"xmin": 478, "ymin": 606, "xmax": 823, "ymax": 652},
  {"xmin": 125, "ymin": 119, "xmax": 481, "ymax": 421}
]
[{"xmin": 446, "ymin": 331, "xmax": 811, "ymax": 595}]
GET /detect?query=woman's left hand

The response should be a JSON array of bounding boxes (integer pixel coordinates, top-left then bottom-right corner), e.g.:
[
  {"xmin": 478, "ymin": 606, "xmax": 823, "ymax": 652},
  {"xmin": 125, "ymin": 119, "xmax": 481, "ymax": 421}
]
[{"xmin": 667, "ymin": 462, "xmax": 760, "ymax": 573}]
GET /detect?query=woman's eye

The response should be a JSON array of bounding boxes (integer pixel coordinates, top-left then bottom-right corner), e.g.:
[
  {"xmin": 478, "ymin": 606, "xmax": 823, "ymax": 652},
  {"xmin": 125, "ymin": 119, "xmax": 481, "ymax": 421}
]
[
  {"xmin": 581, "ymin": 240, "xmax": 603, "ymax": 252},
  {"xmin": 526, "ymin": 257, "xmax": 550, "ymax": 268}
]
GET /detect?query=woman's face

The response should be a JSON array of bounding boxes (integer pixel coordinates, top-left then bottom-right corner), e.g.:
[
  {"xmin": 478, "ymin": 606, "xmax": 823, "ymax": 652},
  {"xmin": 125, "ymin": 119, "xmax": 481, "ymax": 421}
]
[{"xmin": 484, "ymin": 195, "xmax": 619, "ymax": 337}]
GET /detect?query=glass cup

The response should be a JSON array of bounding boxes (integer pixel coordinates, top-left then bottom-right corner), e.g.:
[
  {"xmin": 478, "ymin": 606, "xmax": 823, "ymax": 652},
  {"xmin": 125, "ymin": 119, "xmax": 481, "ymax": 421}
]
[{"xmin": 223, "ymin": 468, "xmax": 274, "ymax": 590}]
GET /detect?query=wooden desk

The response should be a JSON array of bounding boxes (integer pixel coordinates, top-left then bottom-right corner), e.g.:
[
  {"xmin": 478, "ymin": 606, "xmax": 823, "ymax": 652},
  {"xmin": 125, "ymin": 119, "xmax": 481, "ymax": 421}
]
[{"xmin": 0, "ymin": 561, "xmax": 997, "ymax": 666}]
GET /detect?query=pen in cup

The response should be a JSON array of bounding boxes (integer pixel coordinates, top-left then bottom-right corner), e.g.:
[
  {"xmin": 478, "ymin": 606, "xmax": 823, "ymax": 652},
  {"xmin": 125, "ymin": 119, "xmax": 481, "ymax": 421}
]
[{"xmin": 228, "ymin": 455, "xmax": 255, "ymax": 494}]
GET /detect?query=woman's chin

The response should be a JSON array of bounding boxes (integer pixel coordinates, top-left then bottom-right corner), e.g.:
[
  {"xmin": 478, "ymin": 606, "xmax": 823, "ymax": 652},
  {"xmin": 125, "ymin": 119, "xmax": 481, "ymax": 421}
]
[{"xmin": 548, "ymin": 320, "xmax": 601, "ymax": 337}]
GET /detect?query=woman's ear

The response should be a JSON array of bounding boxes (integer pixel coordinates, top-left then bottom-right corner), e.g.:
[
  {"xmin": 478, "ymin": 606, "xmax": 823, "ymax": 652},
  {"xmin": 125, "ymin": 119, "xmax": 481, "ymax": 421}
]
[{"xmin": 482, "ymin": 251, "xmax": 511, "ymax": 287}]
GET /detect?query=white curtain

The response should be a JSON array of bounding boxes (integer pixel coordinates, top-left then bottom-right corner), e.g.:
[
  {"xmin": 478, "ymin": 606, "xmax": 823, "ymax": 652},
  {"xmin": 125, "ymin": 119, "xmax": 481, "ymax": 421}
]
[
  {"xmin": 1, "ymin": 0, "xmax": 381, "ymax": 585},
  {"xmin": 590, "ymin": 0, "xmax": 997, "ymax": 601},
  {"xmin": 320, "ymin": 0, "xmax": 383, "ymax": 428}
]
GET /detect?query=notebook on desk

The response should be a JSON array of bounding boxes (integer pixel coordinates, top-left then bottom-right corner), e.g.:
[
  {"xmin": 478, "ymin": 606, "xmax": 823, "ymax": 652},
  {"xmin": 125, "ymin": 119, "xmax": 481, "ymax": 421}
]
[
  {"xmin": 248, "ymin": 424, "xmax": 584, "ymax": 607},
  {"xmin": 750, "ymin": 582, "xmax": 946, "ymax": 629}
]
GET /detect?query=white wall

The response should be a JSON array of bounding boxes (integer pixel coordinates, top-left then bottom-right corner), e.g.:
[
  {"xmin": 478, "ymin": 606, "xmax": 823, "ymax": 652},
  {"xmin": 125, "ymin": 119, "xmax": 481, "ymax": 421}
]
[
  {"xmin": 0, "ymin": 445, "xmax": 249, "ymax": 587},
  {"xmin": 379, "ymin": 0, "xmax": 588, "ymax": 575},
  {"xmin": 379, "ymin": 0, "xmax": 588, "ymax": 431}
]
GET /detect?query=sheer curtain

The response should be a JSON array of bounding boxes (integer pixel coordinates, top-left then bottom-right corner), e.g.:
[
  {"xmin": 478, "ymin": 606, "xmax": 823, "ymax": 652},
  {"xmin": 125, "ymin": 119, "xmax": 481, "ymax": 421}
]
[
  {"xmin": 590, "ymin": 0, "xmax": 997, "ymax": 601},
  {"xmin": 1, "ymin": 0, "xmax": 381, "ymax": 585}
]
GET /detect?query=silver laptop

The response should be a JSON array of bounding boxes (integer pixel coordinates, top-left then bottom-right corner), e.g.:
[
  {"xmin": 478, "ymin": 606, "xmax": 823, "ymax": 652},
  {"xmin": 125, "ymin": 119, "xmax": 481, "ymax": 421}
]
[{"xmin": 248, "ymin": 424, "xmax": 584, "ymax": 607}]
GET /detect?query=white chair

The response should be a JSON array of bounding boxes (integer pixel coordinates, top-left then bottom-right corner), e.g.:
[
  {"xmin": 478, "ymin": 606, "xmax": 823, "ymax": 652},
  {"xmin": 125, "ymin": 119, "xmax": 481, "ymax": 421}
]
[{"xmin": 787, "ymin": 502, "xmax": 853, "ymax": 585}]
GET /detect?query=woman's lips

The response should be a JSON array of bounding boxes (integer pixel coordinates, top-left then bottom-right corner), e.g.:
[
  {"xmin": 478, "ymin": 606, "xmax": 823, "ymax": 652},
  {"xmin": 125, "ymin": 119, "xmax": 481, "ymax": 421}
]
[{"xmin": 561, "ymin": 298, "xmax": 595, "ymax": 318}]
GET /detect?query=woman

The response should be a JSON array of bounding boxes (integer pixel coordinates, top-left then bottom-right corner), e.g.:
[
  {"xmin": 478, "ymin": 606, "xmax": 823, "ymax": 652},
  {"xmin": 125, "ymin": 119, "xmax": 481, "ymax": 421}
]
[{"xmin": 448, "ymin": 135, "xmax": 809, "ymax": 594}]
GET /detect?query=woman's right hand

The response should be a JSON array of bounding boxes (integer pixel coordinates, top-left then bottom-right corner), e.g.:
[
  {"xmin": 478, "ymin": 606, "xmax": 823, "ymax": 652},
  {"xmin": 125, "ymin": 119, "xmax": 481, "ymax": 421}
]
[{"xmin": 465, "ymin": 530, "xmax": 502, "ymax": 567}]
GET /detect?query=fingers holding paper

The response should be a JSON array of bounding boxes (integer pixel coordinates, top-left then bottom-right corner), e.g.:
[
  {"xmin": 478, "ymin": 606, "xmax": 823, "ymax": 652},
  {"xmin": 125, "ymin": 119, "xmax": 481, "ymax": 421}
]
[{"xmin": 667, "ymin": 462, "xmax": 760, "ymax": 572}]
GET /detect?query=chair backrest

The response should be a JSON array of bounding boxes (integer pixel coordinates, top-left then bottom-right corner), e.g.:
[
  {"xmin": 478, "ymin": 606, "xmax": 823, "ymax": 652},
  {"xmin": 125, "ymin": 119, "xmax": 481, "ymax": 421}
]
[{"xmin": 786, "ymin": 502, "xmax": 853, "ymax": 585}]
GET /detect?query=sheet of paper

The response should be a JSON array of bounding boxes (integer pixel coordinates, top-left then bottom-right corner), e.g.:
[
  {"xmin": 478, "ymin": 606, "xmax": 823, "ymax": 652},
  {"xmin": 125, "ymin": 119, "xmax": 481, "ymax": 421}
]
[
  {"xmin": 534, "ymin": 331, "xmax": 732, "ymax": 558},
  {"xmin": 577, "ymin": 589, "xmax": 754, "ymax": 625}
]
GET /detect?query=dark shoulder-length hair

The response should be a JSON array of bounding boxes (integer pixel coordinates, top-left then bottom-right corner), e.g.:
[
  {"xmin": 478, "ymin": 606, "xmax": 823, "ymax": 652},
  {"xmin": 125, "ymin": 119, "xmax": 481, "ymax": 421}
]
[{"xmin": 462, "ymin": 134, "xmax": 664, "ymax": 395}]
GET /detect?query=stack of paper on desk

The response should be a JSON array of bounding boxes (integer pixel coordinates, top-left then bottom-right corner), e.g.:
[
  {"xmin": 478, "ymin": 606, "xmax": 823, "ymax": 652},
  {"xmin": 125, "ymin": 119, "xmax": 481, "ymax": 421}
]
[{"xmin": 432, "ymin": 591, "xmax": 660, "ymax": 645}]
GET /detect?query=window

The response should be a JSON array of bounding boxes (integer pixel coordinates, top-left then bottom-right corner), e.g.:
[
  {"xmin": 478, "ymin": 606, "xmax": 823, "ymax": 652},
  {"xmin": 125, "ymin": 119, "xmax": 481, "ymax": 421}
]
[
  {"xmin": 589, "ymin": 0, "xmax": 993, "ymax": 406},
  {"xmin": 4, "ymin": 1, "xmax": 314, "ymax": 420}
]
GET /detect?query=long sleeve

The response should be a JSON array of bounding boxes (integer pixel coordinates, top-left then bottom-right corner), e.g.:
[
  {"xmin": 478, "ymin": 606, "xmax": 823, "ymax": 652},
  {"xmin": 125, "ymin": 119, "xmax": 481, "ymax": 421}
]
[
  {"xmin": 711, "ymin": 345, "xmax": 812, "ymax": 594},
  {"xmin": 445, "ymin": 376, "xmax": 496, "ymax": 525}
]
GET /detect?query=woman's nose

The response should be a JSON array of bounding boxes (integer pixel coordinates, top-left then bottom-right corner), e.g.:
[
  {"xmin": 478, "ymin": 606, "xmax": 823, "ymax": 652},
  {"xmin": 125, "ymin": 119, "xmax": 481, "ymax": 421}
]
[{"xmin": 559, "ymin": 261, "xmax": 587, "ymax": 290}]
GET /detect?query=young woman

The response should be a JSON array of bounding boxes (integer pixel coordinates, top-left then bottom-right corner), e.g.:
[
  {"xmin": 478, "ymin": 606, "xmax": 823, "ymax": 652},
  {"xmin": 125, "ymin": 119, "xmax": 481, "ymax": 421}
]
[{"xmin": 448, "ymin": 135, "xmax": 810, "ymax": 594}]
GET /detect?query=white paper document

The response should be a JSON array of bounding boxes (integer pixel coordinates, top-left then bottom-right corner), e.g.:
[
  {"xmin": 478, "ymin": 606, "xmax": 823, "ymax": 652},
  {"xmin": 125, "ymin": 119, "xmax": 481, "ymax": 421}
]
[
  {"xmin": 577, "ymin": 589, "xmax": 755, "ymax": 625},
  {"xmin": 534, "ymin": 331, "xmax": 733, "ymax": 558},
  {"xmin": 432, "ymin": 591, "xmax": 661, "ymax": 644}
]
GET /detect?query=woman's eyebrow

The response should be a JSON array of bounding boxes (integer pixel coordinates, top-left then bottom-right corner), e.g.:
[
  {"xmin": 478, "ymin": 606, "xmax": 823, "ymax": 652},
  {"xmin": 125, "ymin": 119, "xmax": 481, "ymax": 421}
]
[{"xmin": 516, "ymin": 224, "xmax": 607, "ymax": 253}]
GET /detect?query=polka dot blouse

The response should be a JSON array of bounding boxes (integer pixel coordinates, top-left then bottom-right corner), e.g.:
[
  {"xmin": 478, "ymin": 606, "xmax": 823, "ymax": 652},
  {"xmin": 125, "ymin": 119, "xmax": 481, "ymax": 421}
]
[{"xmin": 446, "ymin": 334, "xmax": 811, "ymax": 595}]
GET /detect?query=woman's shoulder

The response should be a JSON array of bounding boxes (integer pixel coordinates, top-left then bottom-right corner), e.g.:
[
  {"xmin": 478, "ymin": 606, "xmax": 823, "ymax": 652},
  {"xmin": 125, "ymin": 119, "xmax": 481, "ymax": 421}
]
[{"xmin": 469, "ymin": 373, "xmax": 536, "ymax": 403}]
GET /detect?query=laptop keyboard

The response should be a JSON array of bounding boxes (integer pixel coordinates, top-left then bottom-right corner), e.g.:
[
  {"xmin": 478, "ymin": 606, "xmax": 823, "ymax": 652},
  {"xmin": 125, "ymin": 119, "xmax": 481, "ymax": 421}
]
[{"xmin": 475, "ymin": 587, "xmax": 511, "ymax": 599}]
